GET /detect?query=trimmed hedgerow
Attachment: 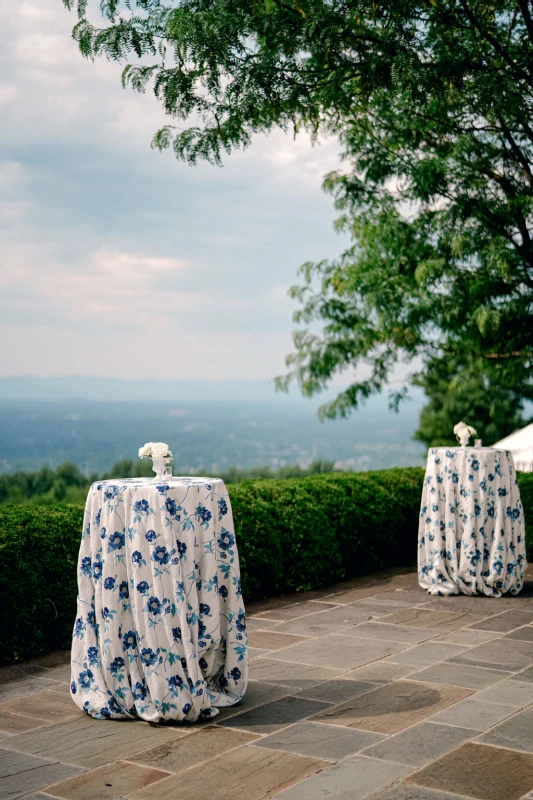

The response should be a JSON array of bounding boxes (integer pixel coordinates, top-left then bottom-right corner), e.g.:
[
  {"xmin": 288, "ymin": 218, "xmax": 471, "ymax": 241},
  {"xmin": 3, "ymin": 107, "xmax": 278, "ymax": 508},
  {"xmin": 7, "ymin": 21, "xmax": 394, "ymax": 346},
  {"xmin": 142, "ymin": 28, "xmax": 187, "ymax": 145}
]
[{"xmin": 1, "ymin": 468, "xmax": 532, "ymax": 664}]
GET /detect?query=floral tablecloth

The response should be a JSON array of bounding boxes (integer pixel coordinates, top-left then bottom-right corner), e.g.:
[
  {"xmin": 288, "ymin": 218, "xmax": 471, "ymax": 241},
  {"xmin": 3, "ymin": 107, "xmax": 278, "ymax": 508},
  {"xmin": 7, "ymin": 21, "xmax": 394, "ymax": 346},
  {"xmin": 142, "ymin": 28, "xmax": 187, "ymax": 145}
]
[
  {"xmin": 70, "ymin": 477, "xmax": 248, "ymax": 722},
  {"xmin": 418, "ymin": 447, "xmax": 526, "ymax": 596}
]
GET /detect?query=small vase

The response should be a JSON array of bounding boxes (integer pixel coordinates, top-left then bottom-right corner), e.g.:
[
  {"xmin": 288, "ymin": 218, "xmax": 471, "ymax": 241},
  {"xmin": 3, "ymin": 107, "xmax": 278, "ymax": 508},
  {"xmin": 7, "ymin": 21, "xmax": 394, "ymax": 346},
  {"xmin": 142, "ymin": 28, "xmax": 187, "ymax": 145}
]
[
  {"xmin": 459, "ymin": 434, "xmax": 470, "ymax": 448},
  {"xmin": 152, "ymin": 456, "xmax": 173, "ymax": 480}
]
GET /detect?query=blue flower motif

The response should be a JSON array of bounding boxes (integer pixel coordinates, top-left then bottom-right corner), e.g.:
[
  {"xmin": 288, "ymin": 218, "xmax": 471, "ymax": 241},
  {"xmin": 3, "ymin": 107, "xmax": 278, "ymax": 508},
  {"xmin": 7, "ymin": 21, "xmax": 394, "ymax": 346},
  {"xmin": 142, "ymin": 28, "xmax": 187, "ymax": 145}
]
[
  {"xmin": 74, "ymin": 617, "xmax": 85, "ymax": 637},
  {"xmin": 199, "ymin": 603, "xmax": 211, "ymax": 616},
  {"xmin": 108, "ymin": 531, "xmax": 125, "ymax": 551},
  {"xmin": 218, "ymin": 585, "xmax": 228, "ymax": 599},
  {"xmin": 471, "ymin": 459, "xmax": 480, "ymax": 471},
  {"xmin": 165, "ymin": 498, "xmax": 178, "ymax": 516},
  {"xmin": 87, "ymin": 646, "xmax": 99, "ymax": 665},
  {"xmin": 195, "ymin": 504, "xmax": 212, "ymax": 525},
  {"xmin": 182, "ymin": 703, "xmax": 192, "ymax": 715},
  {"xmin": 92, "ymin": 559, "xmax": 103, "ymax": 581},
  {"xmin": 218, "ymin": 498, "xmax": 228, "ymax": 517},
  {"xmin": 100, "ymin": 706, "xmax": 112, "ymax": 718},
  {"xmin": 156, "ymin": 484, "xmax": 170, "ymax": 493},
  {"xmin": 104, "ymin": 486, "xmax": 118, "ymax": 501},
  {"xmin": 134, "ymin": 499, "xmax": 149, "ymax": 514},
  {"xmin": 199, "ymin": 657, "xmax": 208, "ymax": 671},
  {"xmin": 140, "ymin": 647, "xmax": 158, "ymax": 667},
  {"xmin": 167, "ymin": 675, "xmax": 184, "ymax": 694},
  {"xmin": 86, "ymin": 609, "xmax": 97, "ymax": 629},
  {"xmin": 236, "ymin": 610, "xmax": 246, "ymax": 633},
  {"xmin": 119, "ymin": 580, "xmax": 129, "ymax": 599},
  {"xmin": 101, "ymin": 607, "xmax": 113, "ymax": 620},
  {"xmin": 132, "ymin": 551, "xmax": 143, "ymax": 565},
  {"xmin": 100, "ymin": 527, "xmax": 107, "ymax": 539},
  {"xmin": 80, "ymin": 556, "xmax": 92, "ymax": 576},
  {"xmin": 146, "ymin": 596, "xmax": 163, "ymax": 615},
  {"xmin": 218, "ymin": 529, "xmax": 235, "ymax": 551},
  {"xmin": 498, "ymin": 487, "xmax": 508, "ymax": 497},
  {"xmin": 78, "ymin": 669, "xmax": 93, "ymax": 689},
  {"xmin": 109, "ymin": 656, "xmax": 125, "ymax": 675},
  {"xmin": 132, "ymin": 681, "xmax": 148, "ymax": 701},
  {"xmin": 145, "ymin": 529, "xmax": 157, "ymax": 543},
  {"xmin": 70, "ymin": 680, "xmax": 77, "ymax": 694},
  {"xmin": 230, "ymin": 667, "xmax": 241, "ymax": 683},
  {"xmin": 104, "ymin": 577, "xmax": 116, "ymax": 590},
  {"xmin": 177, "ymin": 541, "xmax": 187, "ymax": 556},
  {"xmin": 137, "ymin": 580, "xmax": 150, "ymax": 594},
  {"xmin": 152, "ymin": 546, "xmax": 171, "ymax": 565},
  {"xmin": 122, "ymin": 631, "xmax": 137, "ymax": 651},
  {"xmin": 172, "ymin": 626, "xmax": 182, "ymax": 641}
]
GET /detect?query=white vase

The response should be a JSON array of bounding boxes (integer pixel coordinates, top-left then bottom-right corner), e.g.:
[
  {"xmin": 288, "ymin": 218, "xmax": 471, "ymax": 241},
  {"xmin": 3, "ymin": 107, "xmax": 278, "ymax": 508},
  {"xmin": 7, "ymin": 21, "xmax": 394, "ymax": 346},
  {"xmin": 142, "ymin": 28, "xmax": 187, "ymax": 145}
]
[
  {"xmin": 152, "ymin": 456, "xmax": 173, "ymax": 479},
  {"xmin": 459, "ymin": 433, "xmax": 470, "ymax": 447}
]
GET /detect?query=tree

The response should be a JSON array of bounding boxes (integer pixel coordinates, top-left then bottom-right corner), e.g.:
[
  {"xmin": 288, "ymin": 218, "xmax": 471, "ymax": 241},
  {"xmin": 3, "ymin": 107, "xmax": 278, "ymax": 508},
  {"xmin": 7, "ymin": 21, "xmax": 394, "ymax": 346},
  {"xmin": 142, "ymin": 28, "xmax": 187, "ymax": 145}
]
[{"xmin": 62, "ymin": 1, "xmax": 533, "ymax": 443}]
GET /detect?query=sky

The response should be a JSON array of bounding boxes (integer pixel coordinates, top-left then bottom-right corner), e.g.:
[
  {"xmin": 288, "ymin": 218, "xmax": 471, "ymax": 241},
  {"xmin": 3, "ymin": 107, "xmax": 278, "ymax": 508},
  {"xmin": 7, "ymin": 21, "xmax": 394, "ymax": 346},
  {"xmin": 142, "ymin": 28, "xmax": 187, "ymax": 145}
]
[{"xmin": 0, "ymin": 0, "xmax": 352, "ymax": 385}]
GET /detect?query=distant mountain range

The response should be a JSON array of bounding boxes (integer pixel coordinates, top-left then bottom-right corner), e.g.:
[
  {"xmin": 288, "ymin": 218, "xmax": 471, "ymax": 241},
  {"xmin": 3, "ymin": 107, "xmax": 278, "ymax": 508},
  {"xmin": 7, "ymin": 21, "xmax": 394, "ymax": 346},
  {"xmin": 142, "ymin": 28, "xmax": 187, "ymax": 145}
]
[{"xmin": 0, "ymin": 377, "xmax": 426, "ymax": 475}]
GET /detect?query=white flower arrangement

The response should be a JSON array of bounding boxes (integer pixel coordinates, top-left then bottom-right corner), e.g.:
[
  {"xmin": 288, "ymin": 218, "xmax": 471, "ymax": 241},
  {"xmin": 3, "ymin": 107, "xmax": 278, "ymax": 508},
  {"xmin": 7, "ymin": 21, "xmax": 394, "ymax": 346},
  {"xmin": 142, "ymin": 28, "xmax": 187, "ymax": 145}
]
[
  {"xmin": 453, "ymin": 422, "xmax": 477, "ymax": 446},
  {"xmin": 138, "ymin": 442, "xmax": 173, "ymax": 459}
]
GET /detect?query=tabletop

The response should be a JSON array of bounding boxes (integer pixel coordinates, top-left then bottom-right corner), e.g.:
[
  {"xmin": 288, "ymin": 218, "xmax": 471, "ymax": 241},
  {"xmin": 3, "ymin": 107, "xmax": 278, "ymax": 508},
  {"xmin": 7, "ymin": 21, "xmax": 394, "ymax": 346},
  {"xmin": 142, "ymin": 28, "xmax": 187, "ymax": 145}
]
[
  {"xmin": 70, "ymin": 476, "xmax": 248, "ymax": 723},
  {"xmin": 418, "ymin": 447, "xmax": 526, "ymax": 596}
]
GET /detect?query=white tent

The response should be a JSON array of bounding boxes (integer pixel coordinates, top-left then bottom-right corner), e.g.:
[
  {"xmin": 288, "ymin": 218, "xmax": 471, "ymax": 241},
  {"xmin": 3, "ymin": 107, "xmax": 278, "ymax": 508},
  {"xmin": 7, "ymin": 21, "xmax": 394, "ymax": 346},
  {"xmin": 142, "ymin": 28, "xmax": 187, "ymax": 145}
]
[{"xmin": 494, "ymin": 423, "xmax": 533, "ymax": 472}]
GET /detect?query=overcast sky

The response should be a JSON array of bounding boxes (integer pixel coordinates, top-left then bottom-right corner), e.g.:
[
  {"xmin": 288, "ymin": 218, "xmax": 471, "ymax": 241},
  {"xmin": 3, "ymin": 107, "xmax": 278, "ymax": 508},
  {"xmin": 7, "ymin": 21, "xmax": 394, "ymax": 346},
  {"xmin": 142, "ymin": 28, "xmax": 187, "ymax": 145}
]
[{"xmin": 0, "ymin": 0, "xmax": 352, "ymax": 385}]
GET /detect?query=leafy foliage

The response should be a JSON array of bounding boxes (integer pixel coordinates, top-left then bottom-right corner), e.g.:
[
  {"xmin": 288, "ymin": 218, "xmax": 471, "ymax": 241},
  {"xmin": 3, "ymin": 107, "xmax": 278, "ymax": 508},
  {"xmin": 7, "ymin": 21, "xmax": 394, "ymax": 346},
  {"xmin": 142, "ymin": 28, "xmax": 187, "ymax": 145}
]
[{"xmin": 62, "ymin": 1, "xmax": 533, "ymax": 441}]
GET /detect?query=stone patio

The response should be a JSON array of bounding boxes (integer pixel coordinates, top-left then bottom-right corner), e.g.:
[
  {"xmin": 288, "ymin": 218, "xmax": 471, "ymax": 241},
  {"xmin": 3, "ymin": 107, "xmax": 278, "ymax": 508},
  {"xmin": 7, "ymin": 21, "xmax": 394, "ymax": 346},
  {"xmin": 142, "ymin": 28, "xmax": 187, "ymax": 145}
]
[{"xmin": 3, "ymin": 565, "xmax": 533, "ymax": 800}]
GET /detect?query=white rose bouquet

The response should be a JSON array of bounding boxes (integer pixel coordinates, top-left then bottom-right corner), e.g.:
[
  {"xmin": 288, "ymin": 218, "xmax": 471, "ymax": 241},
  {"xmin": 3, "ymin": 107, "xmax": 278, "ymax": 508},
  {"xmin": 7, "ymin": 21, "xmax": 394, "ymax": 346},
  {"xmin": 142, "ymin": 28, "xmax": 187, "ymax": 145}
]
[
  {"xmin": 453, "ymin": 422, "xmax": 477, "ymax": 447},
  {"xmin": 138, "ymin": 442, "xmax": 173, "ymax": 459}
]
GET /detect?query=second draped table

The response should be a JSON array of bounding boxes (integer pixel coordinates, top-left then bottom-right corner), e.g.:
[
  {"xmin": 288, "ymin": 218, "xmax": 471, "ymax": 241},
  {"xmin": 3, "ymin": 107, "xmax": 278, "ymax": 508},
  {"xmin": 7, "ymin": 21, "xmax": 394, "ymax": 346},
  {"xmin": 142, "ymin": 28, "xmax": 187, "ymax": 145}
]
[
  {"xmin": 418, "ymin": 447, "xmax": 526, "ymax": 596},
  {"xmin": 70, "ymin": 476, "xmax": 248, "ymax": 722}
]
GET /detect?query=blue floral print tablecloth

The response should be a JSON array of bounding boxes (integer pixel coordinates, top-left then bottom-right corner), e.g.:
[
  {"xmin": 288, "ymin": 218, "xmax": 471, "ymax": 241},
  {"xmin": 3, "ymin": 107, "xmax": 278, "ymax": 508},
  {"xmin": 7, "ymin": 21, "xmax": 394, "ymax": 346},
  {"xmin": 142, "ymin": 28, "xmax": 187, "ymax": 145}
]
[
  {"xmin": 71, "ymin": 477, "xmax": 248, "ymax": 722},
  {"xmin": 418, "ymin": 447, "xmax": 526, "ymax": 596}
]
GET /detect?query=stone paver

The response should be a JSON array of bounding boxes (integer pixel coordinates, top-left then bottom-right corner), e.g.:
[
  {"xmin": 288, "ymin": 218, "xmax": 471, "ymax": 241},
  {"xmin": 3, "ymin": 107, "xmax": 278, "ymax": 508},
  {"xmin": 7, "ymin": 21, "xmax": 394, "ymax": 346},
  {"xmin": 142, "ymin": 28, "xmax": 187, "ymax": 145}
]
[
  {"xmin": 406, "ymin": 662, "xmax": 511, "ymax": 689},
  {"xmin": 311, "ymin": 681, "xmax": 472, "ymax": 734},
  {"xmin": 428, "ymin": 698, "xmax": 517, "ymax": 730},
  {"xmin": 252, "ymin": 721, "xmax": 384, "ymax": 761},
  {"xmin": 0, "ymin": 710, "xmax": 47, "ymax": 734},
  {"xmin": 449, "ymin": 638, "xmax": 533, "ymax": 672},
  {"xmin": 477, "ymin": 706, "xmax": 533, "ymax": 753},
  {"xmin": 473, "ymin": 678, "xmax": 533, "ymax": 708},
  {"xmin": 0, "ymin": 748, "xmax": 83, "ymax": 800},
  {"xmin": 0, "ymin": 690, "xmax": 81, "ymax": 723},
  {"xmin": 374, "ymin": 786, "xmax": 486, "ymax": 800},
  {"xmin": 217, "ymin": 695, "xmax": 332, "ymax": 734},
  {"xmin": 127, "ymin": 727, "xmax": 259, "ymax": 772},
  {"xmin": 296, "ymin": 679, "xmax": 379, "ymax": 705},
  {"xmin": 213, "ymin": 680, "xmax": 289, "ymax": 721},
  {"xmin": 247, "ymin": 630, "xmax": 310, "ymax": 651},
  {"xmin": 255, "ymin": 601, "xmax": 339, "ymax": 620},
  {"xmin": 384, "ymin": 642, "xmax": 468, "ymax": 667},
  {"xmin": 469, "ymin": 609, "xmax": 533, "ymax": 632},
  {"xmin": 2, "ymin": 716, "xmax": 190, "ymax": 768},
  {"xmin": 272, "ymin": 606, "xmax": 374, "ymax": 637},
  {"xmin": 272, "ymin": 755, "xmax": 411, "ymax": 799},
  {"xmin": 342, "ymin": 622, "xmax": 438, "ymax": 644},
  {"xmin": 46, "ymin": 761, "xmax": 168, "ymax": 799},
  {"xmin": 249, "ymin": 658, "xmax": 341, "ymax": 689},
  {"xmin": 127, "ymin": 744, "xmax": 328, "ymax": 800},
  {"xmin": 3, "ymin": 566, "xmax": 533, "ymax": 800},
  {"xmin": 343, "ymin": 661, "xmax": 416, "ymax": 684},
  {"xmin": 381, "ymin": 608, "xmax": 483, "ymax": 631},
  {"xmin": 406, "ymin": 741, "xmax": 533, "ymax": 800},
  {"xmin": 269, "ymin": 633, "xmax": 408, "ymax": 669},
  {"xmin": 361, "ymin": 721, "xmax": 476, "ymax": 768}
]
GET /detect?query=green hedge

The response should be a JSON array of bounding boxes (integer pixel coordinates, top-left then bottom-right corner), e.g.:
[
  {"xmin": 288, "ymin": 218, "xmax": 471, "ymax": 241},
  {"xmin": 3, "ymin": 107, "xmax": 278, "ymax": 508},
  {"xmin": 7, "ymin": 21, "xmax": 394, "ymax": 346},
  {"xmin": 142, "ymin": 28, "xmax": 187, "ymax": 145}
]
[{"xmin": 1, "ymin": 468, "xmax": 532, "ymax": 665}]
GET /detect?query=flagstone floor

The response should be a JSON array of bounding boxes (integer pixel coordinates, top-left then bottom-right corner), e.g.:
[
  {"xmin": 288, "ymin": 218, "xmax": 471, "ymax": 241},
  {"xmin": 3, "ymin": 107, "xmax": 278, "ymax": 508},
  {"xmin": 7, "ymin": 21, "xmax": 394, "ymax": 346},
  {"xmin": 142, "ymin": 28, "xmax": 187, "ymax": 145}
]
[{"xmin": 3, "ymin": 566, "xmax": 533, "ymax": 800}]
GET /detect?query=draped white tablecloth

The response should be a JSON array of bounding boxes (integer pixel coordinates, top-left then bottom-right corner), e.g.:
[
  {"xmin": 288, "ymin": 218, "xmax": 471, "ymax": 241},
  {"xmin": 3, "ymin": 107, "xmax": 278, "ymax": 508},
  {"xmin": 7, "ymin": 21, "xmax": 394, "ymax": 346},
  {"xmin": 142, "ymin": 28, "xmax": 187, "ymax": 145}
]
[
  {"xmin": 70, "ymin": 477, "xmax": 248, "ymax": 722},
  {"xmin": 418, "ymin": 447, "xmax": 526, "ymax": 596}
]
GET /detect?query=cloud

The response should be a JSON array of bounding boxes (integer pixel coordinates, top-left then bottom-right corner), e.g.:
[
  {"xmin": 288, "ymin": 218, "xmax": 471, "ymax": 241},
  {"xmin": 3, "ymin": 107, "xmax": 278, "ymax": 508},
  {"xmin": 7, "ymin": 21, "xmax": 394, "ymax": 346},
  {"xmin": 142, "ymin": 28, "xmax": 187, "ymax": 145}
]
[{"xmin": 0, "ymin": 1, "xmax": 350, "ymax": 382}]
